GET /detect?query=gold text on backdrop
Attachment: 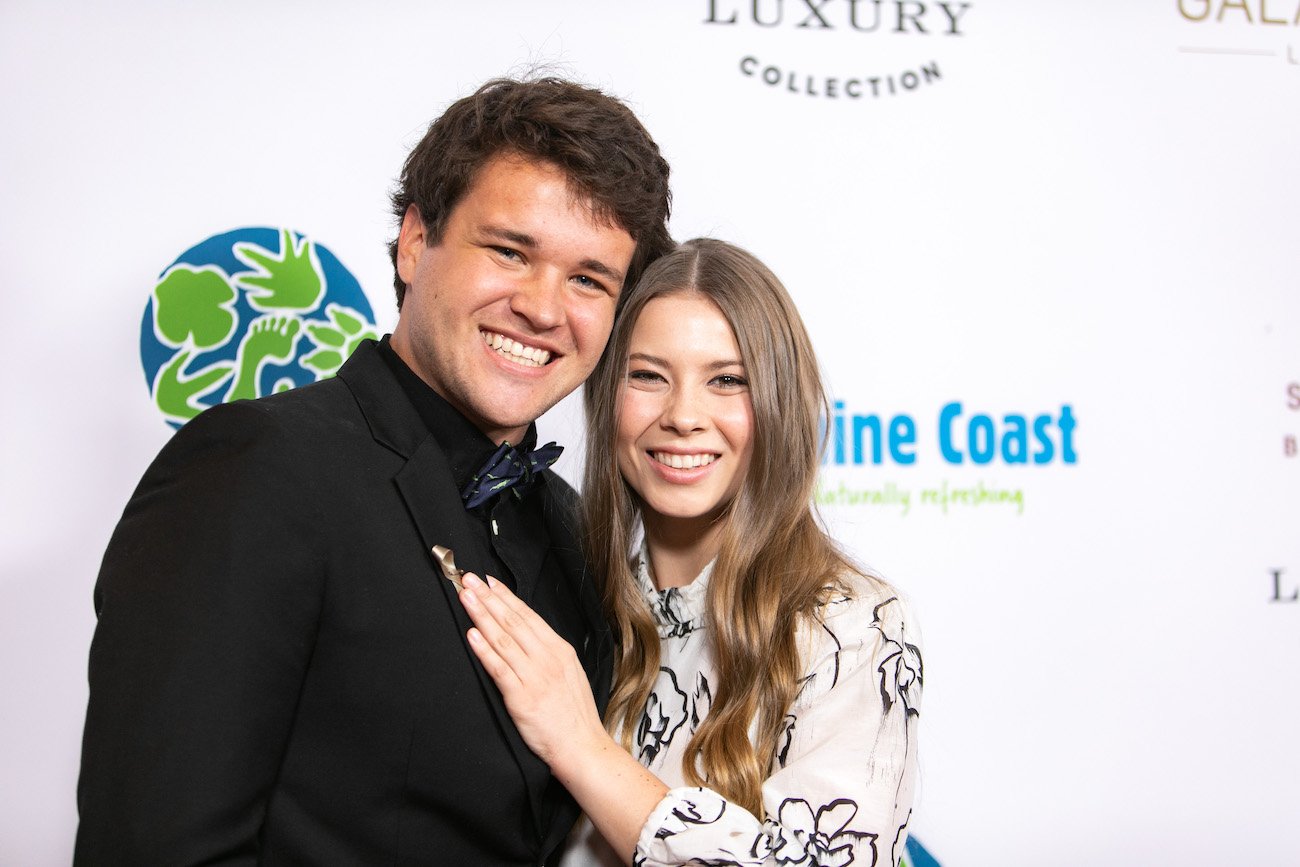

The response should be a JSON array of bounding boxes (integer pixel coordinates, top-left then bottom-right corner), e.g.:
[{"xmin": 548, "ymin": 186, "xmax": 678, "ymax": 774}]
[{"xmin": 1178, "ymin": 0, "xmax": 1300, "ymax": 24}]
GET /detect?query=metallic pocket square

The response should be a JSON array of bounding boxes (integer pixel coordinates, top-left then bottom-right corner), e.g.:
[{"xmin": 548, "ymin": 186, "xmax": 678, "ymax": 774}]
[{"xmin": 431, "ymin": 545, "xmax": 465, "ymax": 591}]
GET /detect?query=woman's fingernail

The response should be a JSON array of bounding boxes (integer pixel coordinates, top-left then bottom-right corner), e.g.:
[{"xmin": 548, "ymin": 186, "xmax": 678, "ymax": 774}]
[{"xmin": 463, "ymin": 572, "xmax": 483, "ymax": 589}]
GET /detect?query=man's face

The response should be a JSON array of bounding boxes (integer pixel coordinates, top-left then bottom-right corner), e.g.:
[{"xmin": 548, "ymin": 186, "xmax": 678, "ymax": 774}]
[{"xmin": 392, "ymin": 153, "xmax": 637, "ymax": 445}]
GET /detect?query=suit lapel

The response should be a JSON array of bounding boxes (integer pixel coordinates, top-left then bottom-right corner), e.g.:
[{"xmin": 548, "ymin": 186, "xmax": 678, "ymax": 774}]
[
  {"xmin": 339, "ymin": 341, "xmax": 552, "ymax": 843},
  {"xmin": 393, "ymin": 441, "xmax": 552, "ymax": 834}
]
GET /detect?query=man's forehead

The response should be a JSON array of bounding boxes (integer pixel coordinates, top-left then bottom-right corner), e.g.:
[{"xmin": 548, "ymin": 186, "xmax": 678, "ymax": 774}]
[{"xmin": 470, "ymin": 150, "xmax": 630, "ymax": 238}]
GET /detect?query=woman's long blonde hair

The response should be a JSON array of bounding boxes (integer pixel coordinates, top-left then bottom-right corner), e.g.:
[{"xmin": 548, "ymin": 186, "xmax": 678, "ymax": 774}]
[{"xmin": 582, "ymin": 238, "xmax": 860, "ymax": 815}]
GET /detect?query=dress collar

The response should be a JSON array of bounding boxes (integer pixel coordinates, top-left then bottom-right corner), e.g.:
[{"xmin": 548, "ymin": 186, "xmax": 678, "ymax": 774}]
[{"xmin": 635, "ymin": 545, "xmax": 715, "ymax": 639}]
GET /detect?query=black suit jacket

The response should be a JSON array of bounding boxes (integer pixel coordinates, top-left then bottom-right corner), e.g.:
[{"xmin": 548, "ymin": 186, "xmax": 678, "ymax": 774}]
[{"xmin": 76, "ymin": 340, "xmax": 612, "ymax": 865}]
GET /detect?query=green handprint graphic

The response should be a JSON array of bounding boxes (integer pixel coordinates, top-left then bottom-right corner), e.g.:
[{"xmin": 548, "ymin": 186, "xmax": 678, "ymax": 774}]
[
  {"xmin": 300, "ymin": 303, "xmax": 379, "ymax": 379},
  {"xmin": 154, "ymin": 349, "xmax": 234, "ymax": 423},
  {"xmin": 233, "ymin": 229, "xmax": 325, "ymax": 313},
  {"xmin": 153, "ymin": 266, "xmax": 238, "ymax": 349},
  {"xmin": 227, "ymin": 316, "xmax": 303, "ymax": 401}
]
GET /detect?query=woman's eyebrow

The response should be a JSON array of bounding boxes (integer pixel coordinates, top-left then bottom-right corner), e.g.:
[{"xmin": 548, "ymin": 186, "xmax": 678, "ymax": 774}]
[{"xmin": 628, "ymin": 353, "xmax": 743, "ymax": 370}]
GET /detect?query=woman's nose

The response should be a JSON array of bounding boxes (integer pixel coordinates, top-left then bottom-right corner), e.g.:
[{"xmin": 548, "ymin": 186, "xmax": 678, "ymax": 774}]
[{"xmin": 660, "ymin": 386, "xmax": 705, "ymax": 434}]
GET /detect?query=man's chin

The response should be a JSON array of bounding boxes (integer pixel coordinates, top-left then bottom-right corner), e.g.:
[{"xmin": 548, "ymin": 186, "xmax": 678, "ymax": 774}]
[
  {"xmin": 483, "ymin": 381, "xmax": 573, "ymax": 419},
  {"xmin": 470, "ymin": 398, "xmax": 556, "ymax": 444}
]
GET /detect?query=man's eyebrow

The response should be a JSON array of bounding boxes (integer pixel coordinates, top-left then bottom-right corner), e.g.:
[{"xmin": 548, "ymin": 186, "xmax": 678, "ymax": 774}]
[
  {"xmin": 480, "ymin": 225, "xmax": 537, "ymax": 249},
  {"xmin": 578, "ymin": 257, "xmax": 625, "ymax": 285},
  {"xmin": 479, "ymin": 224, "xmax": 626, "ymax": 285}
]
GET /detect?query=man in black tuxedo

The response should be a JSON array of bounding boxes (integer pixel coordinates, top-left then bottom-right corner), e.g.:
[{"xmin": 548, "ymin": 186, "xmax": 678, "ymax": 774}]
[{"xmin": 75, "ymin": 77, "xmax": 673, "ymax": 865}]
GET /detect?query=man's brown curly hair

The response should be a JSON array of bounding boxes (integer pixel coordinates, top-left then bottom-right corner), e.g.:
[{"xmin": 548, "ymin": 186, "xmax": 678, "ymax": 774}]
[{"xmin": 388, "ymin": 77, "xmax": 673, "ymax": 309}]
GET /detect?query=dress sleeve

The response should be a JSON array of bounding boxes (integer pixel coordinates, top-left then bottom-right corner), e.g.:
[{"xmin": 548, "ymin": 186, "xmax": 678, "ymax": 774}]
[{"xmin": 633, "ymin": 589, "xmax": 923, "ymax": 867}]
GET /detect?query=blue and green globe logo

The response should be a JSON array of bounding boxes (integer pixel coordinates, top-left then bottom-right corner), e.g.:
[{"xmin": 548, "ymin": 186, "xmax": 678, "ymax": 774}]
[
  {"xmin": 903, "ymin": 835, "xmax": 941, "ymax": 867},
  {"xmin": 141, "ymin": 227, "xmax": 378, "ymax": 428}
]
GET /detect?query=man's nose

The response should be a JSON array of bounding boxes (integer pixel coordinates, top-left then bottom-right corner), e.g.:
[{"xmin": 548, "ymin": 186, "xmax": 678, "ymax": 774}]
[{"xmin": 509, "ymin": 270, "xmax": 565, "ymax": 330}]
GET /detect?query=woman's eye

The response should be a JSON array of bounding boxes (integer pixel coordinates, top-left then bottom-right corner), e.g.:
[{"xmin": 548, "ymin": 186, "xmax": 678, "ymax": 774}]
[
  {"xmin": 712, "ymin": 374, "xmax": 748, "ymax": 388},
  {"xmin": 628, "ymin": 370, "xmax": 664, "ymax": 384}
]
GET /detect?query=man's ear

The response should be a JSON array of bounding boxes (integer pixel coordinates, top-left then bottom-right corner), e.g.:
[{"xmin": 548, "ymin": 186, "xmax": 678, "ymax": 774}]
[{"xmin": 395, "ymin": 204, "xmax": 427, "ymax": 287}]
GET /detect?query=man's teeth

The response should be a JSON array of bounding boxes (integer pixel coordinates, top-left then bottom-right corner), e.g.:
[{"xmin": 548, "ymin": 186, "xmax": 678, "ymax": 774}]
[
  {"xmin": 482, "ymin": 331, "xmax": 551, "ymax": 367},
  {"xmin": 652, "ymin": 452, "xmax": 717, "ymax": 469}
]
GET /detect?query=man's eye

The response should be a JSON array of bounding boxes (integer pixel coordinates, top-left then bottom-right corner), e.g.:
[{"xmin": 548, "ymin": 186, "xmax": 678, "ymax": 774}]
[
  {"xmin": 493, "ymin": 247, "xmax": 521, "ymax": 260},
  {"xmin": 573, "ymin": 274, "xmax": 607, "ymax": 293}
]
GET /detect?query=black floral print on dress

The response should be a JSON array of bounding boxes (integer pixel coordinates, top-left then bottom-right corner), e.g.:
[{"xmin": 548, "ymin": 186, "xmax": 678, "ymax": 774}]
[
  {"xmin": 690, "ymin": 671, "xmax": 713, "ymax": 733},
  {"xmin": 870, "ymin": 597, "xmax": 923, "ymax": 717},
  {"xmin": 561, "ymin": 551, "xmax": 922, "ymax": 867},
  {"xmin": 636, "ymin": 667, "xmax": 690, "ymax": 767},
  {"xmin": 766, "ymin": 798, "xmax": 878, "ymax": 866}
]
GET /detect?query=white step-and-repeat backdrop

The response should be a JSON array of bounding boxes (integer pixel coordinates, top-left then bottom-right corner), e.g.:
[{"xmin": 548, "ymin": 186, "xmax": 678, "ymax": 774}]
[{"xmin": 2, "ymin": 2, "xmax": 1296, "ymax": 864}]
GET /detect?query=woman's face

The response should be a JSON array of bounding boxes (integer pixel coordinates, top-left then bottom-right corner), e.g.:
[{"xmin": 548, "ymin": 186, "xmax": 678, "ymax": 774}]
[{"xmin": 616, "ymin": 293, "xmax": 755, "ymax": 529}]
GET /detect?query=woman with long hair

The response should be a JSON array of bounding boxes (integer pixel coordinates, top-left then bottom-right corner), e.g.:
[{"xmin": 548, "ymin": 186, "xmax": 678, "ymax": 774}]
[{"xmin": 457, "ymin": 238, "xmax": 923, "ymax": 866}]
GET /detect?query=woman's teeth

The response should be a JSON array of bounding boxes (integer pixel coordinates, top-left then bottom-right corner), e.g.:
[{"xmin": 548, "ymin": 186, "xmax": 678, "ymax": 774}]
[
  {"xmin": 483, "ymin": 331, "xmax": 550, "ymax": 367},
  {"xmin": 652, "ymin": 452, "xmax": 717, "ymax": 469}
]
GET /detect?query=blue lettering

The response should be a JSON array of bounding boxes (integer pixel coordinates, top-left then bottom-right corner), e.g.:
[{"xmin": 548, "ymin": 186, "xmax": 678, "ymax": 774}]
[
  {"xmin": 939, "ymin": 401, "xmax": 963, "ymax": 463},
  {"xmin": 890, "ymin": 415, "xmax": 917, "ymax": 464},
  {"xmin": 1059, "ymin": 404, "xmax": 1077, "ymax": 463},
  {"xmin": 1001, "ymin": 414, "xmax": 1028, "ymax": 463},
  {"xmin": 825, "ymin": 399, "xmax": 1076, "ymax": 467},
  {"xmin": 834, "ymin": 400, "xmax": 846, "ymax": 464},
  {"xmin": 1032, "ymin": 414, "xmax": 1055, "ymax": 464},
  {"xmin": 968, "ymin": 414, "xmax": 995, "ymax": 464},
  {"xmin": 853, "ymin": 413, "xmax": 882, "ymax": 464}
]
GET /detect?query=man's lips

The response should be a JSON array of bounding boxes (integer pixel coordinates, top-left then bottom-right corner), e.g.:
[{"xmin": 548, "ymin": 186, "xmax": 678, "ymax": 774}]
[{"xmin": 481, "ymin": 329, "xmax": 553, "ymax": 367}]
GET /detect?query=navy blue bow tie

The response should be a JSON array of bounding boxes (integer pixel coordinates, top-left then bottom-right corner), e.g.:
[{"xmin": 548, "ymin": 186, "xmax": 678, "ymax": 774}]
[{"xmin": 460, "ymin": 440, "xmax": 563, "ymax": 510}]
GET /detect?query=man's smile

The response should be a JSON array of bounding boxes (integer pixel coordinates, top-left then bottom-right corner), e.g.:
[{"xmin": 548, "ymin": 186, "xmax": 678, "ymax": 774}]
[{"xmin": 481, "ymin": 329, "xmax": 553, "ymax": 368}]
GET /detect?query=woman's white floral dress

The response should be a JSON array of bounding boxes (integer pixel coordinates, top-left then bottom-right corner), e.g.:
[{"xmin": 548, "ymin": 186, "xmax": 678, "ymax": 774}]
[{"xmin": 561, "ymin": 555, "xmax": 922, "ymax": 867}]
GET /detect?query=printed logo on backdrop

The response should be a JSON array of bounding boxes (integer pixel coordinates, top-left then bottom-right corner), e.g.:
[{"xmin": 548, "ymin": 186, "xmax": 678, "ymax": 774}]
[
  {"xmin": 140, "ymin": 228, "xmax": 377, "ymax": 428},
  {"xmin": 1270, "ymin": 380, "xmax": 1299, "ymax": 604},
  {"xmin": 702, "ymin": 0, "xmax": 974, "ymax": 100},
  {"xmin": 902, "ymin": 835, "xmax": 942, "ymax": 867},
  {"xmin": 816, "ymin": 398, "xmax": 1078, "ymax": 517},
  {"xmin": 1285, "ymin": 379, "xmax": 1299, "ymax": 458},
  {"xmin": 1176, "ymin": 0, "xmax": 1300, "ymax": 66}
]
